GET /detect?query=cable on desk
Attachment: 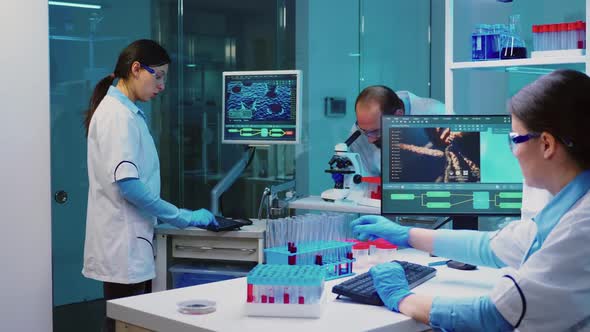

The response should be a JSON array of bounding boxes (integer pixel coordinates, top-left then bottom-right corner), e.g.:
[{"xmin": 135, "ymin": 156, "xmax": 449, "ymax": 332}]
[{"xmin": 258, "ymin": 187, "xmax": 271, "ymax": 220}]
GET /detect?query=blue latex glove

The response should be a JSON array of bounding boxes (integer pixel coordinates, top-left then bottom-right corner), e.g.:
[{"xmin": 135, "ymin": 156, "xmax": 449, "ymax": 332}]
[
  {"xmin": 190, "ymin": 208, "xmax": 217, "ymax": 228},
  {"xmin": 351, "ymin": 215, "xmax": 411, "ymax": 247},
  {"xmin": 434, "ymin": 230, "xmax": 506, "ymax": 268},
  {"xmin": 430, "ymin": 296, "xmax": 513, "ymax": 331},
  {"xmin": 117, "ymin": 178, "xmax": 217, "ymax": 229},
  {"xmin": 370, "ymin": 262, "xmax": 414, "ymax": 312}
]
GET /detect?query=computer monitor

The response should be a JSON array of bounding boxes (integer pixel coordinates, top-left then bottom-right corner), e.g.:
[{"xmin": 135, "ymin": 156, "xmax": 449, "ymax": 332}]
[
  {"xmin": 221, "ymin": 70, "xmax": 301, "ymax": 145},
  {"xmin": 381, "ymin": 115, "xmax": 523, "ymax": 217}
]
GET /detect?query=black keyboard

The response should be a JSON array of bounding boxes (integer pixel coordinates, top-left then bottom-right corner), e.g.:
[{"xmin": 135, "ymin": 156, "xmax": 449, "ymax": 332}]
[
  {"xmin": 332, "ymin": 260, "xmax": 437, "ymax": 306},
  {"xmin": 200, "ymin": 216, "xmax": 251, "ymax": 232}
]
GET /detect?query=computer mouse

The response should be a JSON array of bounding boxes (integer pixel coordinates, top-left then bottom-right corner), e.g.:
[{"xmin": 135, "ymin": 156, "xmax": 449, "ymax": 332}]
[{"xmin": 446, "ymin": 260, "xmax": 477, "ymax": 270}]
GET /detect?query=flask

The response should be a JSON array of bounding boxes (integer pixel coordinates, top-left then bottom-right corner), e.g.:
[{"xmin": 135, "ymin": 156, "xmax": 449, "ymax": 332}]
[{"xmin": 501, "ymin": 14, "xmax": 527, "ymax": 59}]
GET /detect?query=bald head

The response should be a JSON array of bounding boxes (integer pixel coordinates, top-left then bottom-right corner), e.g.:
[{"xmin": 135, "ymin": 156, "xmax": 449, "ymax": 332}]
[
  {"xmin": 355, "ymin": 86, "xmax": 404, "ymax": 143},
  {"xmin": 355, "ymin": 85, "xmax": 404, "ymax": 116}
]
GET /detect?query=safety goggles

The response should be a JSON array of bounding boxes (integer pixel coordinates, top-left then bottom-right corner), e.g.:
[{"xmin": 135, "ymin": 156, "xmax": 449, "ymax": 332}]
[
  {"xmin": 508, "ymin": 132, "xmax": 540, "ymax": 152},
  {"xmin": 355, "ymin": 121, "xmax": 380, "ymax": 139},
  {"xmin": 140, "ymin": 63, "xmax": 167, "ymax": 85}
]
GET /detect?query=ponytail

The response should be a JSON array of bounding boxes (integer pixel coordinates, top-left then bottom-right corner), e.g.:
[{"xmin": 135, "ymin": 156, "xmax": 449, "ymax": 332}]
[
  {"xmin": 84, "ymin": 39, "xmax": 171, "ymax": 137},
  {"xmin": 84, "ymin": 74, "xmax": 116, "ymax": 137}
]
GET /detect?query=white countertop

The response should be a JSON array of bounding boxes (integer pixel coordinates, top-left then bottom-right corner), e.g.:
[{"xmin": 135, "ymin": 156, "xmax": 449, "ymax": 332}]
[
  {"xmin": 155, "ymin": 220, "xmax": 266, "ymax": 239},
  {"xmin": 108, "ymin": 249, "xmax": 503, "ymax": 332}
]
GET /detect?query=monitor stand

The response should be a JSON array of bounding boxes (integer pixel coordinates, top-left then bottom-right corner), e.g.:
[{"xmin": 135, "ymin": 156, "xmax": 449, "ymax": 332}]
[
  {"xmin": 451, "ymin": 215, "xmax": 478, "ymax": 230},
  {"xmin": 430, "ymin": 215, "xmax": 478, "ymax": 231},
  {"xmin": 448, "ymin": 215, "xmax": 478, "ymax": 270},
  {"xmin": 429, "ymin": 216, "xmax": 478, "ymax": 270},
  {"xmin": 210, "ymin": 147, "xmax": 254, "ymax": 216}
]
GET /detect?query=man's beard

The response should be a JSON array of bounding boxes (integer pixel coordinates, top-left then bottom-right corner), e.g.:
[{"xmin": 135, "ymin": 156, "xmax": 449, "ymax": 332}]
[{"xmin": 372, "ymin": 138, "xmax": 381, "ymax": 149}]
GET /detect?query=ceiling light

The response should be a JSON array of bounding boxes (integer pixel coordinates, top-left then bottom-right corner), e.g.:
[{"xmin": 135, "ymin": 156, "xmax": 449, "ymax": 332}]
[{"xmin": 48, "ymin": 1, "xmax": 102, "ymax": 9}]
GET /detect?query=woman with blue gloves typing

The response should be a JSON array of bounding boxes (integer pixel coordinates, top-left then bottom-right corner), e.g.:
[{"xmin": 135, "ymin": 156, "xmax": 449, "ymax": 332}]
[
  {"xmin": 81, "ymin": 40, "xmax": 217, "ymax": 331},
  {"xmin": 351, "ymin": 69, "xmax": 590, "ymax": 331}
]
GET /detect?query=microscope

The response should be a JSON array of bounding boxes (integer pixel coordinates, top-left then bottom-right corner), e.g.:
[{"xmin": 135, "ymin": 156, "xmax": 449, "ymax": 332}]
[{"xmin": 320, "ymin": 131, "xmax": 370, "ymax": 203}]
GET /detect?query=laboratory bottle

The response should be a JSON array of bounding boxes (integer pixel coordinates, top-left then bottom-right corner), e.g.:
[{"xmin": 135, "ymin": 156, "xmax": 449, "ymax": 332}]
[{"xmin": 471, "ymin": 24, "xmax": 488, "ymax": 61}]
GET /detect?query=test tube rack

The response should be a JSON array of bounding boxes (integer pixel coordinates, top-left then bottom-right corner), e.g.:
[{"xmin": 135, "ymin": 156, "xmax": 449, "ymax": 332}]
[
  {"xmin": 264, "ymin": 240, "xmax": 355, "ymax": 280},
  {"xmin": 245, "ymin": 264, "xmax": 326, "ymax": 318}
]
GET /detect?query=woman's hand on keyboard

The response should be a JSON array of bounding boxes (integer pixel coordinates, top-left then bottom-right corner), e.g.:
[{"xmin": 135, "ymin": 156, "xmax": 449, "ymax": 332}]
[
  {"xmin": 189, "ymin": 208, "xmax": 218, "ymax": 227},
  {"xmin": 351, "ymin": 215, "xmax": 411, "ymax": 247},
  {"xmin": 370, "ymin": 262, "xmax": 414, "ymax": 312}
]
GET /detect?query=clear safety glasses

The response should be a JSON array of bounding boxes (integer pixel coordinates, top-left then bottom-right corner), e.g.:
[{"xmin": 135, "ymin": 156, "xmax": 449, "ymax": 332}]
[
  {"xmin": 508, "ymin": 132, "xmax": 540, "ymax": 152},
  {"xmin": 355, "ymin": 121, "xmax": 380, "ymax": 139},
  {"xmin": 140, "ymin": 63, "xmax": 167, "ymax": 85}
]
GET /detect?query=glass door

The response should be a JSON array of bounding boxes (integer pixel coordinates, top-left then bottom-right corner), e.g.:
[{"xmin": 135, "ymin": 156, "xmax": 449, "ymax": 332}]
[
  {"xmin": 50, "ymin": 0, "xmax": 296, "ymax": 312},
  {"xmin": 49, "ymin": 0, "xmax": 152, "ymax": 307},
  {"xmin": 154, "ymin": 0, "xmax": 297, "ymax": 217}
]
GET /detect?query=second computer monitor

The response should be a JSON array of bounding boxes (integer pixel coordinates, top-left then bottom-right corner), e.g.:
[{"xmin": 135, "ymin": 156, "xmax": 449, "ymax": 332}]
[
  {"xmin": 222, "ymin": 70, "xmax": 301, "ymax": 145},
  {"xmin": 381, "ymin": 115, "xmax": 523, "ymax": 216}
]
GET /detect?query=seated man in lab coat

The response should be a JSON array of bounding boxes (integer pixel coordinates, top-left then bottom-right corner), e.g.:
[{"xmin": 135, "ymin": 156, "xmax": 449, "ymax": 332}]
[{"xmin": 349, "ymin": 85, "xmax": 552, "ymax": 217}]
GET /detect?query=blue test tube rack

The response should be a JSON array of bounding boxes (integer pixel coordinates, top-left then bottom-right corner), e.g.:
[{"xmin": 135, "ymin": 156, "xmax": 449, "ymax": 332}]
[
  {"xmin": 246, "ymin": 264, "xmax": 325, "ymax": 305},
  {"xmin": 264, "ymin": 241, "xmax": 355, "ymax": 280}
]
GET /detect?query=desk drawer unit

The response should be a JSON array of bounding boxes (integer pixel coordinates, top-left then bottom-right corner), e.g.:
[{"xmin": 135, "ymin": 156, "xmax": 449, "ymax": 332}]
[{"xmin": 172, "ymin": 236, "xmax": 260, "ymax": 262}]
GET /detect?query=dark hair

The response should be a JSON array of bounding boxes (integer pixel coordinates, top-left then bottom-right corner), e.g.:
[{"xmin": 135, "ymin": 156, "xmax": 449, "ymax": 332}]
[
  {"xmin": 84, "ymin": 39, "xmax": 171, "ymax": 136},
  {"xmin": 509, "ymin": 69, "xmax": 590, "ymax": 169},
  {"xmin": 355, "ymin": 85, "xmax": 404, "ymax": 115}
]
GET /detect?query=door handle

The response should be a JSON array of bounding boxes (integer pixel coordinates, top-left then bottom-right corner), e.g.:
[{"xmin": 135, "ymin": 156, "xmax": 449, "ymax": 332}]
[{"xmin": 54, "ymin": 190, "xmax": 68, "ymax": 204}]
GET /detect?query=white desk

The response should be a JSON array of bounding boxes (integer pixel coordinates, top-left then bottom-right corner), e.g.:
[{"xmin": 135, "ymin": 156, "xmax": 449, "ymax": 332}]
[
  {"xmin": 289, "ymin": 195, "xmax": 380, "ymax": 214},
  {"xmin": 109, "ymin": 249, "xmax": 503, "ymax": 332}
]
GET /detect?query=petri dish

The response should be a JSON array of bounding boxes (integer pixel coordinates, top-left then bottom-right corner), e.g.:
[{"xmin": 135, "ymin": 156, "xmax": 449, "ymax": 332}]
[{"xmin": 177, "ymin": 299, "xmax": 217, "ymax": 315}]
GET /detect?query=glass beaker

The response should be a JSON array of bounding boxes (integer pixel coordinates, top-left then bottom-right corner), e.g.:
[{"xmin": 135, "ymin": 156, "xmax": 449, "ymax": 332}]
[{"xmin": 501, "ymin": 14, "xmax": 527, "ymax": 59}]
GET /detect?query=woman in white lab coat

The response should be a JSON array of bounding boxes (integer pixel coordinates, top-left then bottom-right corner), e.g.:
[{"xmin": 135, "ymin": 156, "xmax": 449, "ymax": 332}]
[
  {"xmin": 82, "ymin": 39, "xmax": 217, "ymax": 331},
  {"xmin": 351, "ymin": 69, "xmax": 590, "ymax": 331}
]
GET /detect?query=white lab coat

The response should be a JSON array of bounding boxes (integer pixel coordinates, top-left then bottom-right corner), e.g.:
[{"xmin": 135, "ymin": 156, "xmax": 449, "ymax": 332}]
[
  {"xmin": 520, "ymin": 183, "xmax": 553, "ymax": 221},
  {"xmin": 490, "ymin": 188, "xmax": 590, "ymax": 331},
  {"xmin": 83, "ymin": 86, "xmax": 160, "ymax": 284}
]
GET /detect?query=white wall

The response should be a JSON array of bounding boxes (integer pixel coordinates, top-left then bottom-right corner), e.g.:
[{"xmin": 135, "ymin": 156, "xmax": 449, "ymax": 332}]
[{"xmin": 0, "ymin": 0, "xmax": 52, "ymax": 331}]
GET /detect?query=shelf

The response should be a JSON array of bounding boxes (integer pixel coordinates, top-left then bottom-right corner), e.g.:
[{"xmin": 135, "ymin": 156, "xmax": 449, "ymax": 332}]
[
  {"xmin": 288, "ymin": 196, "xmax": 379, "ymax": 214},
  {"xmin": 451, "ymin": 56, "xmax": 587, "ymax": 71},
  {"xmin": 444, "ymin": 0, "xmax": 589, "ymax": 114}
]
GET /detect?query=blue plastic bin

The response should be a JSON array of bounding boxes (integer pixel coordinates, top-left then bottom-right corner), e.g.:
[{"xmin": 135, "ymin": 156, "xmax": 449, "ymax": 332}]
[{"xmin": 169, "ymin": 262, "xmax": 253, "ymax": 289}]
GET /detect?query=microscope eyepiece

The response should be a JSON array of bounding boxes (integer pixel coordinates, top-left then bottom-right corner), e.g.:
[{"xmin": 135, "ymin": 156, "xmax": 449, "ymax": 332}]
[{"xmin": 344, "ymin": 130, "xmax": 362, "ymax": 147}]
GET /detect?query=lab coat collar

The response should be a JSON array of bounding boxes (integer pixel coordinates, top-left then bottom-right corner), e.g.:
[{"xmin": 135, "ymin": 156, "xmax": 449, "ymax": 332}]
[
  {"xmin": 107, "ymin": 86, "xmax": 146, "ymax": 119},
  {"xmin": 526, "ymin": 170, "xmax": 590, "ymax": 260},
  {"xmin": 396, "ymin": 90, "xmax": 412, "ymax": 114}
]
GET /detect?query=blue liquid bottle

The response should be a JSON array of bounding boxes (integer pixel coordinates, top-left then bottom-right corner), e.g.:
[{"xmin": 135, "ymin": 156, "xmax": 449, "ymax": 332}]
[
  {"xmin": 486, "ymin": 24, "xmax": 504, "ymax": 60},
  {"xmin": 472, "ymin": 24, "xmax": 489, "ymax": 61}
]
